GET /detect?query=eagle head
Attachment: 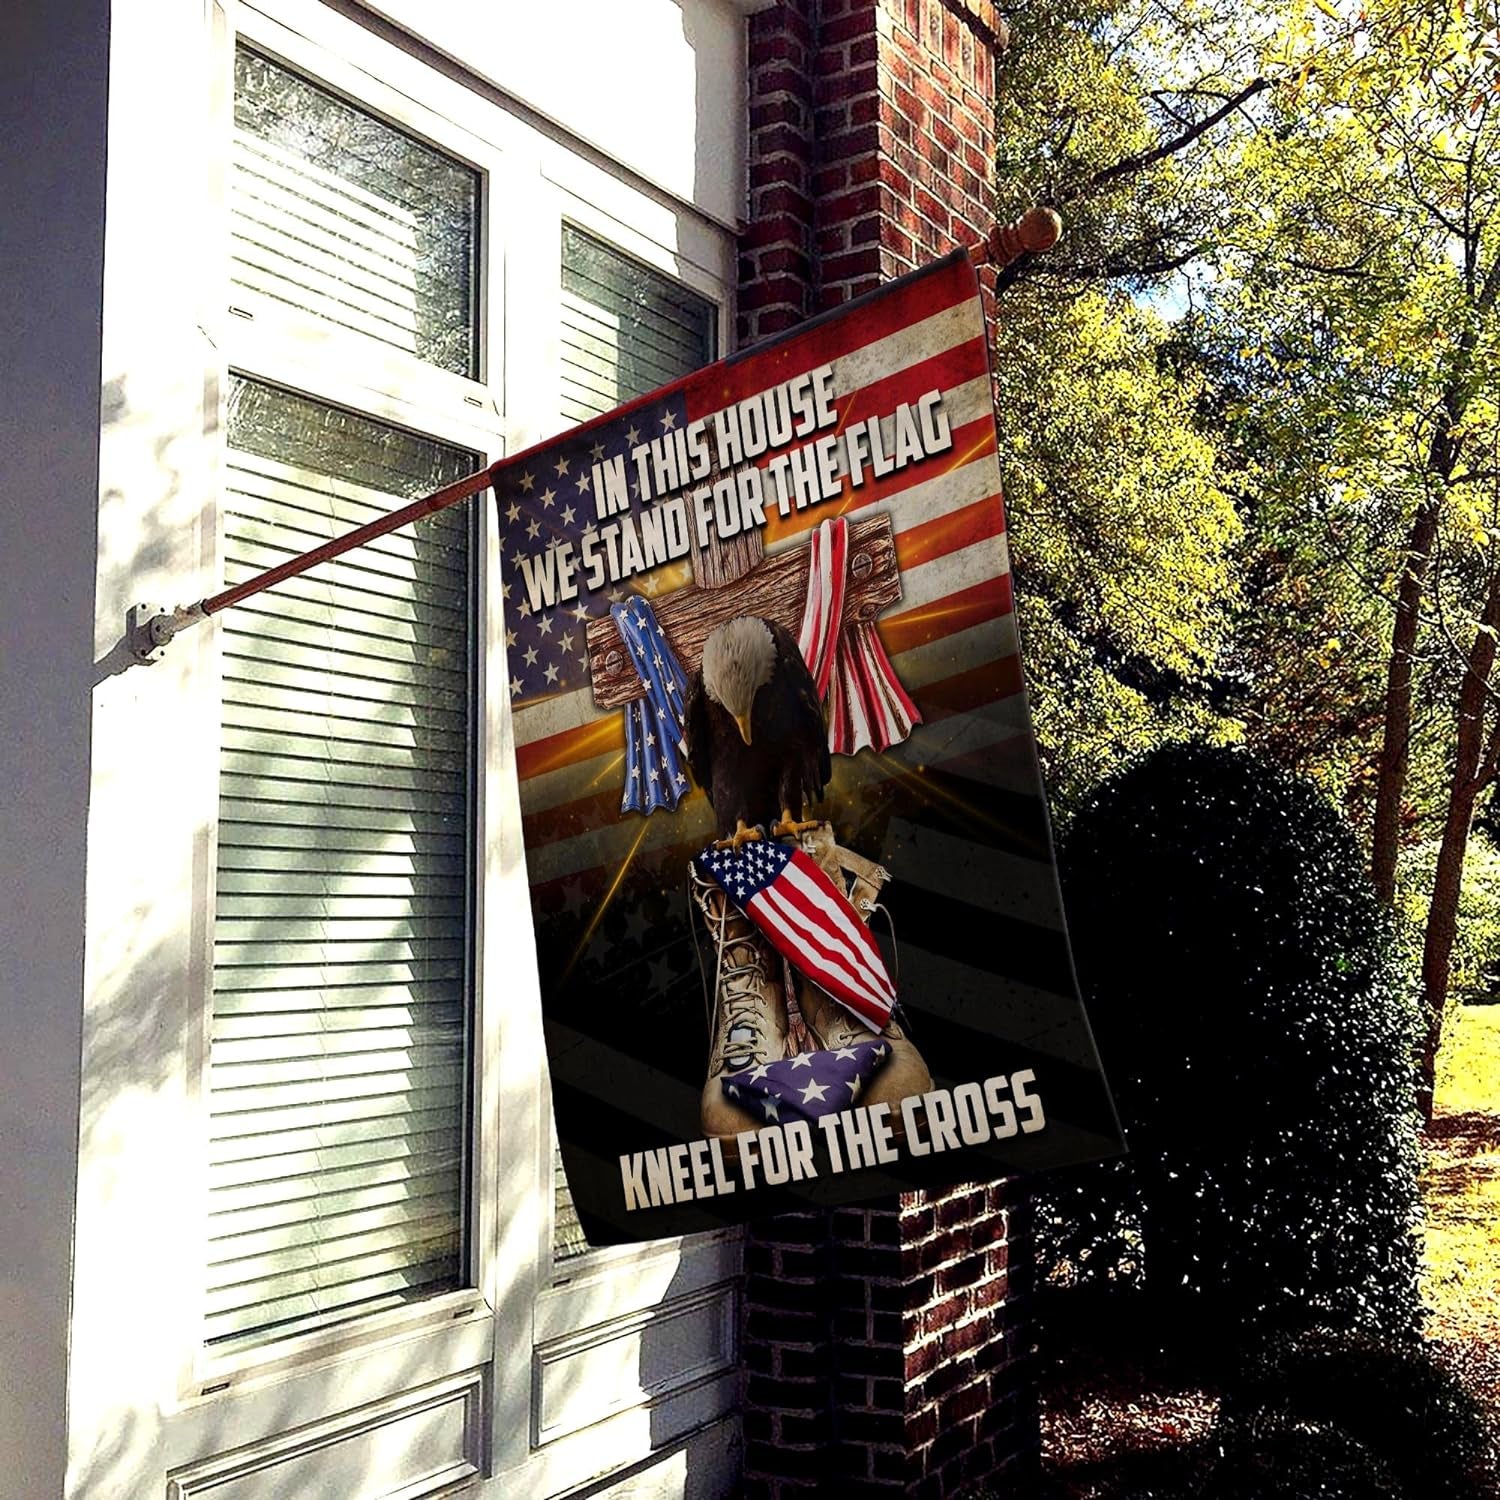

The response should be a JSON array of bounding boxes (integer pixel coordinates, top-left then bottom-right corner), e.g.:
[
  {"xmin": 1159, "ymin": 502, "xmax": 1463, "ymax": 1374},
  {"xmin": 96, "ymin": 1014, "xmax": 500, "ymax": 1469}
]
[{"xmin": 701, "ymin": 616, "xmax": 776, "ymax": 745}]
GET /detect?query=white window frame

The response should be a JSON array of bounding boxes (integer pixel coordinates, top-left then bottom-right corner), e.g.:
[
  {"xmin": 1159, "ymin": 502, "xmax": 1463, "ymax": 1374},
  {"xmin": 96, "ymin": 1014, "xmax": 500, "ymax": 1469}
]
[
  {"xmin": 190, "ymin": 6, "xmax": 508, "ymax": 1402},
  {"xmin": 78, "ymin": 1, "xmax": 745, "ymax": 1491},
  {"xmin": 493, "ymin": 140, "xmax": 748, "ymax": 1500}
]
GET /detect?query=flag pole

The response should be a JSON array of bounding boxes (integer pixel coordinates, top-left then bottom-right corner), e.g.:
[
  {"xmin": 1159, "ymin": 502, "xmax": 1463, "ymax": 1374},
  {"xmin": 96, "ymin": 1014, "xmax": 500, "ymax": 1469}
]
[
  {"xmin": 129, "ymin": 221, "xmax": 1066, "ymax": 667},
  {"xmin": 128, "ymin": 460, "xmax": 502, "ymax": 663}
]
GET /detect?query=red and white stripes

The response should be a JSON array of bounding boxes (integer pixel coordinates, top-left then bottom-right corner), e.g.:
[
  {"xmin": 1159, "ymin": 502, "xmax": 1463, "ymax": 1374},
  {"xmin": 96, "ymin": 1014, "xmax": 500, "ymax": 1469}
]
[{"xmin": 798, "ymin": 516, "xmax": 922, "ymax": 755}]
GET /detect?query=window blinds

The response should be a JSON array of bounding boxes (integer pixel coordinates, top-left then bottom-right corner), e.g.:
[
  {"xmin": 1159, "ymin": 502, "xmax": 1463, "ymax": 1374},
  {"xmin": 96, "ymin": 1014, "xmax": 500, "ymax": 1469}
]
[
  {"xmin": 559, "ymin": 225, "xmax": 717, "ymax": 428},
  {"xmin": 552, "ymin": 227, "xmax": 716, "ymax": 1259},
  {"xmin": 207, "ymin": 379, "xmax": 477, "ymax": 1351},
  {"xmin": 231, "ymin": 46, "xmax": 479, "ymax": 378}
]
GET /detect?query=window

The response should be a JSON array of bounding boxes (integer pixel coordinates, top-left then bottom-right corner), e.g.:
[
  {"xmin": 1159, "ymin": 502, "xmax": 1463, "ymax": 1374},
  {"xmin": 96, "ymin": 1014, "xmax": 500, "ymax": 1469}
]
[
  {"xmin": 552, "ymin": 226, "xmax": 717, "ymax": 1260},
  {"xmin": 207, "ymin": 39, "xmax": 488, "ymax": 1354},
  {"xmin": 72, "ymin": 0, "xmax": 746, "ymax": 1486},
  {"xmin": 206, "ymin": 378, "xmax": 479, "ymax": 1352},
  {"xmin": 559, "ymin": 224, "xmax": 717, "ymax": 423},
  {"xmin": 232, "ymin": 45, "xmax": 480, "ymax": 376}
]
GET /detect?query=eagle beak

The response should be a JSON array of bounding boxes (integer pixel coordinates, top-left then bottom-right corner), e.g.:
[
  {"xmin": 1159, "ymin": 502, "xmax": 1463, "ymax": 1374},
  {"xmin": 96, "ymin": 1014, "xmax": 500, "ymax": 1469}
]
[{"xmin": 734, "ymin": 712, "xmax": 754, "ymax": 746}]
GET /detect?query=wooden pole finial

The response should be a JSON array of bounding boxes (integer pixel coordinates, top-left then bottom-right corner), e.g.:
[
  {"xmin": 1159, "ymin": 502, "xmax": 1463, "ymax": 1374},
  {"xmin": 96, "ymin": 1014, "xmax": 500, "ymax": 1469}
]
[{"xmin": 980, "ymin": 206, "xmax": 1063, "ymax": 269}]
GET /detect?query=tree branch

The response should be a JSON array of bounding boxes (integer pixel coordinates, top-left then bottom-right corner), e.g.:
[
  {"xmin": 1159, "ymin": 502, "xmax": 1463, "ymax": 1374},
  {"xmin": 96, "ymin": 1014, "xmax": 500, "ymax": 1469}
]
[{"xmin": 1055, "ymin": 78, "xmax": 1272, "ymax": 206}]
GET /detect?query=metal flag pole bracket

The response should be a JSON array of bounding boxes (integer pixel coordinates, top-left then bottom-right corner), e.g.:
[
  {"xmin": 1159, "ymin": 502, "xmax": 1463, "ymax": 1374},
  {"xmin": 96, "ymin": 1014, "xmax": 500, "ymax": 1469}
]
[
  {"xmin": 122, "ymin": 460, "xmax": 505, "ymax": 668},
  {"xmin": 127, "ymin": 601, "xmax": 208, "ymax": 665}
]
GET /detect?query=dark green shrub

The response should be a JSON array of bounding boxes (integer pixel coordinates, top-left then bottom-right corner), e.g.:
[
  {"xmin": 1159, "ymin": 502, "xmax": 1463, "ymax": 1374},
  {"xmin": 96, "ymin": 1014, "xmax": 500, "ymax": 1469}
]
[
  {"xmin": 1048, "ymin": 743, "xmax": 1422, "ymax": 1337},
  {"xmin": 1205, "ymin": 1408, "xmax": 1402, "ymax": 1499},
  {"xmin": 1216, "ymin": 1330, "xmax": 1495, "ymax": 1500}
]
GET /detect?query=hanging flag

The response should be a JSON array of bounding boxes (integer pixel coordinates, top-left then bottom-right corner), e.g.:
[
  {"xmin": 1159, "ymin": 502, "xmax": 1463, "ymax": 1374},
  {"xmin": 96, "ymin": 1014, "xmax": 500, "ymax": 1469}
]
[
  {"xmin": 797, "ymin": 515, "xmax": 921, "ymax": 754},
  {"xmin": 613, "ymin": 597, "xmax": 691, "ymax": 813},
  {"xmin": 495, "ymin": 249, "xmax": 1123, "ymax": 1249}
]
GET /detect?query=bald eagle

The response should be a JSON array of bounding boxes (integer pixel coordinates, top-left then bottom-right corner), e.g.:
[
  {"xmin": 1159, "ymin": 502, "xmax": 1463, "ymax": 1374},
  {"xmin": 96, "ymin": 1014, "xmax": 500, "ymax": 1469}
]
[{"xmin": 685, "ymin": 615, "xmax": 830, "ymax": 845}]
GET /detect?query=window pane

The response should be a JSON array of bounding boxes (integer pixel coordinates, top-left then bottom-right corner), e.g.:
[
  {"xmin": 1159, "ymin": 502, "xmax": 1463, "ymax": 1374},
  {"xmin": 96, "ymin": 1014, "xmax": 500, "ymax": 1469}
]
[
  {"xmin": 560, "ymin": 225, "xmax": 717, "ymax": 426},
  {"xmin": 232, "ymin": 47, "xmax": 480, "ymax": 377},
  {"xmin": 206, "ymin": 377, "xmax": 477, "ymax": 1351},
  {"xmin": 553, "ymin": 231, "xmax": 717, "ymax": 1260}
]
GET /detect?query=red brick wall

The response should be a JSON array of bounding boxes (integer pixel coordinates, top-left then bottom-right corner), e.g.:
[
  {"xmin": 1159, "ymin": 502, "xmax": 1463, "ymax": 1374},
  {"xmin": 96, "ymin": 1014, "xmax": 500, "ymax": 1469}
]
[
  {"xmin": 741, "ymin": 0, "xmax": 1005, "ymax": 341},
  {"xmin": 741, "ymin": 0, "xmax": 819, "ymax": 344},
  {"xmin": 737, "ymin": 11, "xmax": 1032, "ymax": 1489},
  {"xmin": 742, "ymin": 1186, "xmax": 1038, "ymax": 1496}
]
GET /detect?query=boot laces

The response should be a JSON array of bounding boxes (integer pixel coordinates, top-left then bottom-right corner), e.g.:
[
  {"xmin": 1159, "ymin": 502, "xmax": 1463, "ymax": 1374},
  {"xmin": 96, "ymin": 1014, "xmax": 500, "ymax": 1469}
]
[{"xmin": 693, "ymin": 871, "xmax": 777, "ymax": 1070}]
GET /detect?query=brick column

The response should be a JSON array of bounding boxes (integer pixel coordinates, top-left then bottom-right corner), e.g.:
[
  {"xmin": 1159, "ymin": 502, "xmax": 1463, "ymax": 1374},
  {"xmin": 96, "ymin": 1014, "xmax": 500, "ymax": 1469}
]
[
  {"xmin": 743, "ymin": 1186, "xmax": 1037, "ymax": 1496},
  {"xmin": 739, "ymin": 5, "xmax": 1035, "ymax": 1493},
  {"xmin": 741, "ymin": 0, "xmax": 819, "ymax": 344}
]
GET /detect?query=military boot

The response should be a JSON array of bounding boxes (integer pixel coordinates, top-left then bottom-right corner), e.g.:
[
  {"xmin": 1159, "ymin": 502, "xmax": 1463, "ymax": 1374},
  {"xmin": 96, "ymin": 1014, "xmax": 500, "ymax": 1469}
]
[
  {"xmin": 793, "ymin": 824, "xmax": 932, "ymax": 1128},
  {"xmin": 691, "ymin": 862, "xmax": 791, "ymax": 1141}
]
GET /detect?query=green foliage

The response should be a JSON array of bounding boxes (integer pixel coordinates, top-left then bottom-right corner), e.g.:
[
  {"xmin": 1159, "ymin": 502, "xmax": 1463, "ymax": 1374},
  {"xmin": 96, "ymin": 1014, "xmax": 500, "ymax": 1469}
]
[
  {"xmin": 994, "ymin": 0, "xmax": 1500, "ymax": 875},
  {"xmin": 987, "ymin": 0, "xmax": 1268, "ymax": 816},
  {"xmin": 1050, "ymin": 743, "xmax": 1422, "ymax": 1335},
  {"xmin": 1213, "ymin": 1330, "xmax": 1497, "ymax": 1500},
  {"xmin": 999, "ymin": 291, "xmax": 1243, "ymax": 809},
  {"xmin": 1396, "ymin": 830, "xmax": 1500, "ymax": 1006},
  {"xmin": 1206, "ymin": 1409, "xmax": 1403, "ymax": 1500}
]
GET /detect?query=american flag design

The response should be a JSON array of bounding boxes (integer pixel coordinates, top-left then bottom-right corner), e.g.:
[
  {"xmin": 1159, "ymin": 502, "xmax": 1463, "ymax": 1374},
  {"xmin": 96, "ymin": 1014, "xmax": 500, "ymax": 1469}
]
[
  {"xmin": 497, "ymin": 395, "xmax": 693, "ymax": 708},
  {"xmin": 798, "ymin": 515, "xmax": 922, "ymax": 754},
  {"xmin": 613, "ymin": 597, "xmax": 691, "ymax": 814},
  {"xmin": 693, "ymin": 840, "xmax": 896, "ymax": 1030},
  {"xmin": 724, "ymin": 1041, "xmax": 892, "ymax": 1126},
  {"xmin": 500, "ymin": 251, "xmax": 1122, "ymax": 1246}
]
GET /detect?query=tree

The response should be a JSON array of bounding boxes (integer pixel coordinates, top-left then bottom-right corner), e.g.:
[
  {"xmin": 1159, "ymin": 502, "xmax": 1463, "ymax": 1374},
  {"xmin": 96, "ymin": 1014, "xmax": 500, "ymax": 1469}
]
[
  {"xmin": 993, "ymin": 287, "xmax": 1241, "ymax": 808},
  {"xmin": 989, "ymin": 0, "xmax": 1263, "ymax": 810},
  {"xmin": 1216, "ymin": 0, "xmax": 1500, "ymax": 1113},
  {"xmin": 993, "ymin": 0, "xmax": 1500, "ymax": 1098}
]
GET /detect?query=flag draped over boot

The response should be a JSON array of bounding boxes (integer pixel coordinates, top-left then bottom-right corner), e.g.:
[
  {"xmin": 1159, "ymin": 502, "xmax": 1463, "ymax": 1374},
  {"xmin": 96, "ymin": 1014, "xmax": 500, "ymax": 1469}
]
[{"xmin": 693, "ymin": 838, "xmax": 896, "ymax": 1029}]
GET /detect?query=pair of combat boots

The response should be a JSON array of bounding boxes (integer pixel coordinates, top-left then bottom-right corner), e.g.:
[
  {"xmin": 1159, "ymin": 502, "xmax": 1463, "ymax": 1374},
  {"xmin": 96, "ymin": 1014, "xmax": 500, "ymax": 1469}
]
[{"xmin": 691, "ymin": 822, "xmax": 931, "ymax": 1142}]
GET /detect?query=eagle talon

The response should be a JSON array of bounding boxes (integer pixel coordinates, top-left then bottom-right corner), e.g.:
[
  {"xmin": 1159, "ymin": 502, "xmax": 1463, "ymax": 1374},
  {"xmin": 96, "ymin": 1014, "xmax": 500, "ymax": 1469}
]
[
  {"xmin": 715, "ymin": 819, "xmax": 766, "ymax": 851},
  {"xmin": 772, "ymin": 810, "xmax": 822, "ymax": 839}
]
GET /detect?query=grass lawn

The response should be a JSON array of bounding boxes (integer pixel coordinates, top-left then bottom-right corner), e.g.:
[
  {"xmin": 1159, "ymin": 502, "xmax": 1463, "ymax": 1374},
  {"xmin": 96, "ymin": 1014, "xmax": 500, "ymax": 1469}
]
[{"xmin": 1424, "ymin": 1002, "xmax": 1500, "ymax": 1405}]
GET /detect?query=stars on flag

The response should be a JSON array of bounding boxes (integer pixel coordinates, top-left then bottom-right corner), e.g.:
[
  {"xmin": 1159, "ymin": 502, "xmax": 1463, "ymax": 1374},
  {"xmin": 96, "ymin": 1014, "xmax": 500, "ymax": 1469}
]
[
  {"xmin": 494, "ymin": 397, "xmax": 688, "ymax": 707},
  {"xmin": 721, "ymin": 1039, "xmax": 892, "ymax": 1124}
]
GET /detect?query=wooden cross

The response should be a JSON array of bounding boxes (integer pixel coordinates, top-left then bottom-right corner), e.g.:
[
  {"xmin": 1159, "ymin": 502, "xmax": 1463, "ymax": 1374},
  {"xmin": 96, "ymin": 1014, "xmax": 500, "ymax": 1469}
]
[{"xmin": 584, "ymin": 512, "xmax": 899, "ymax": 708}]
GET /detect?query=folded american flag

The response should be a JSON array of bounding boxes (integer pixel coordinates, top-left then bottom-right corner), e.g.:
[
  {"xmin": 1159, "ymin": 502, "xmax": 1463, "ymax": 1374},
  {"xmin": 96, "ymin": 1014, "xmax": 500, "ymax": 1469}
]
[
  {"xmin": 693, "ymin": 839, "xmax": 896, "ymax": 1030},
  {"xmin": 723, "ymin": 1040, "xmax": 892, "ymax": 1124}
]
